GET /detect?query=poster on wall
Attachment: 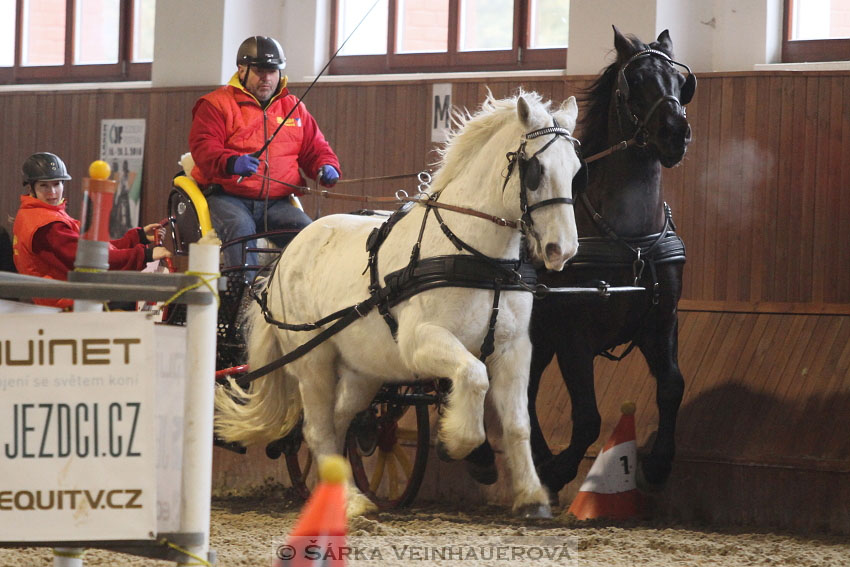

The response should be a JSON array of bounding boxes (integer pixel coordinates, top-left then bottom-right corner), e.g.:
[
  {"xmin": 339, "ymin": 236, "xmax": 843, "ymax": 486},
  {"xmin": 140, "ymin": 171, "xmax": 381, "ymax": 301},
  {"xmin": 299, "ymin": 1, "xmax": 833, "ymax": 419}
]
[{"xmin": 100, "ymin": 119, "xmax": 146, "ymax": 239}]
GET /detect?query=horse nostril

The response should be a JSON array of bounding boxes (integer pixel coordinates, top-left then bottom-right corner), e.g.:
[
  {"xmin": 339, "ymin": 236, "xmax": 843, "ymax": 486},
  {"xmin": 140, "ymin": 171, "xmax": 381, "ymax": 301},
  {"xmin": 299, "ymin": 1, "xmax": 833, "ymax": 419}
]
[
  {"xmin": 684, "ymin": 123, "xmax": 692, "ymax": 142},
  {"xmin": 545, "ymin": 243, "xmax": 562, "ymax": 259}
]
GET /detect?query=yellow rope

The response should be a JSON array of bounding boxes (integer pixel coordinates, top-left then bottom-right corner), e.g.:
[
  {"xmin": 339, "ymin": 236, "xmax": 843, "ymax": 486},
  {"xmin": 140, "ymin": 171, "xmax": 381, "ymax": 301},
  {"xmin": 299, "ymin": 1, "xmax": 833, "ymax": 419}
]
[
  {"xmin": 161, "ymin": 270, "xmax": 221, "ymax": 308},
  {"xmin": 52, "ymin": 549, "xmax": 86, "ymax": 559},
  {"xmin": 159, "ymin": 538, "xmax": 213, "ymax": 567}
]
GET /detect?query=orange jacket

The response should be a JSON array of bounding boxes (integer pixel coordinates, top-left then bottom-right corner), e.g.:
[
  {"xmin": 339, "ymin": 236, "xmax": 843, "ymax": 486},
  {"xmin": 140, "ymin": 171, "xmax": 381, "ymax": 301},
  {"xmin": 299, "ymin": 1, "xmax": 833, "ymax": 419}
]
[
  {"xmin": 13, "ymin": 196, "xmax": 80, "ymax": 284},
  {"xmin": 189, "ymin": 73, "xmax": 340, "ymax": 200},
  {"xmin": 13, "ymin": 195, "xmax": 150, "ymax": 308}
]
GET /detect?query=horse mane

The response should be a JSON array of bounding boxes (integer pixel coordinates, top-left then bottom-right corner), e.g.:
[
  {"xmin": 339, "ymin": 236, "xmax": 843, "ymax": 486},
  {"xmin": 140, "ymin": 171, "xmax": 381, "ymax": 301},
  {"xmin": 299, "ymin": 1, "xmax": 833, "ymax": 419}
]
[
  {"xmin": 578, "ymin": 65, "xmax": 618, "ymax": 155},
  {"xmin": 579, "ymin": 33, "xmax": 649, "ymax": 155},
  {"xmin": 430, "ymin": 90, "xmax": 550, "ymax": 193}
]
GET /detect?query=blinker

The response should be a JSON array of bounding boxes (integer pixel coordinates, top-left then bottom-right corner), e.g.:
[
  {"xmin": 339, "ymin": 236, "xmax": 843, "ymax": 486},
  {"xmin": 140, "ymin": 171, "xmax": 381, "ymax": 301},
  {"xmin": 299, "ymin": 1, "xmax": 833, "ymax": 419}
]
[
  {"xmin": 519, "ymin": 156, "xmax": 542, "ymax": 191},
  {"xmin": 571, "ymin": 162, "xmax": 587, "ymax": 195}
]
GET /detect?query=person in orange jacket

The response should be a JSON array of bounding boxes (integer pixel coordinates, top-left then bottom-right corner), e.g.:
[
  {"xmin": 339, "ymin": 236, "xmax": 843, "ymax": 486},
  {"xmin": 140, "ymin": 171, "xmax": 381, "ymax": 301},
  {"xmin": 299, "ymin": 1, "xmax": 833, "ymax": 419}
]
[
  {"xmin": 189, "ymin": 35, "xmax": 341, "ymax": 270},
  {"xmin": 12, "ymin": 152, "xmax": 171, "ymax": 308}
]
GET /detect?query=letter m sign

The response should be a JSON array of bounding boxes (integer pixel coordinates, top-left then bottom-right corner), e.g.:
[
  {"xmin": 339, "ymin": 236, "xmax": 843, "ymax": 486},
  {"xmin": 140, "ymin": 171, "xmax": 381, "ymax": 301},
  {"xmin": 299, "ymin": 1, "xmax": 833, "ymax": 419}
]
[{"xmin": 431, "ymin": 83, "xmax": 452, "ymax": 143}]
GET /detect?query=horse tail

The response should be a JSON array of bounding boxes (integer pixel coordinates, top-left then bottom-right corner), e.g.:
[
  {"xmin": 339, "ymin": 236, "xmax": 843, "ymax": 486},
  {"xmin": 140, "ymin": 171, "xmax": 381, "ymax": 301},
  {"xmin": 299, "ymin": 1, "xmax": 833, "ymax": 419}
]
[{"xmin": 214, "ymin": 300, "xmax": 303, "ymax": 446}]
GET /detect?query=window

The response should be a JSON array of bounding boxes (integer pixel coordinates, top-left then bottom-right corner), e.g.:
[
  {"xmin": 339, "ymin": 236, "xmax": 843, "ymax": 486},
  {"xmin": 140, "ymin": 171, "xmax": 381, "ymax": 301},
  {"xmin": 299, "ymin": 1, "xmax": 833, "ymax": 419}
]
[
  {"xmin": 330, "ymin": 0, "xmax": 568, "ymax": 74},
  {"xmin": 783, "ymin": 0, "xmax": 850, "ymax": 62},
  {"xmin": 0, "ymin": 0, "xmax": 154, "ymax": 85}
]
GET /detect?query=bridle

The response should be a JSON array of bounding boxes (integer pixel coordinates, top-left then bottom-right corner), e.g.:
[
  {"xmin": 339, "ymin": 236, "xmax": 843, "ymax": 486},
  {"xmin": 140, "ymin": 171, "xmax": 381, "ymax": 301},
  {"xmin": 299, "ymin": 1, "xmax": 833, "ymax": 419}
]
[
  {"xmin": 615, "ymin": 48, "xmax": 696, "ymax": 148},
  {"xmin": 502, "ymin": 119, "xmax": 580, "ymax": 247}
]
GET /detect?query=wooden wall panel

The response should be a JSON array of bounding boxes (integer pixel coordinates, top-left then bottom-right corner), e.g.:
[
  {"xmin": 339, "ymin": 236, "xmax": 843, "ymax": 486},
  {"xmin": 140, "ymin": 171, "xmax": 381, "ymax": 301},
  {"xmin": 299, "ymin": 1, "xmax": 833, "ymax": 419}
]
[
  {"xmin": 536, "ymin": 309, "xmax": 850, "ymax": 469},
  {"xmin": 5, "ymin": 72, "xmax": 847, "ymax": 309}
]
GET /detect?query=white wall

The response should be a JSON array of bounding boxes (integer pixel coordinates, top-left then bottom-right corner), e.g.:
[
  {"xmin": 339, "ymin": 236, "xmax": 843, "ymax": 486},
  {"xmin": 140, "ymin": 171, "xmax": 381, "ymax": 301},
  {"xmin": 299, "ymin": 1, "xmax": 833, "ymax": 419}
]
[
  {"xmin": 281, "ymin": 0, "xmax": 330, "ymax": 82},
  {"xmin": 566, "ymin": 0, "xmax": 784, "ymax": 74},
  {"xmin": 221, "ymin": 0, "xmax": 286, "ymax": 84},
  {"xmin": 151, "ymin": 0, "xmax": 226, "ymax": 87},
  {"xmin": 655, "ymin": 0, "xmax": 714, "ymax": 70},
  {"xmin": 152, "ymin": 0, "xmax": 785, "ymax": 87},
  {"xmin": 152, "ymin": 0, "xmax": 294, "ymax": 87},
  {"xmin": 567, "ymin": 0, "xmax": 657, "ymax": 75}
]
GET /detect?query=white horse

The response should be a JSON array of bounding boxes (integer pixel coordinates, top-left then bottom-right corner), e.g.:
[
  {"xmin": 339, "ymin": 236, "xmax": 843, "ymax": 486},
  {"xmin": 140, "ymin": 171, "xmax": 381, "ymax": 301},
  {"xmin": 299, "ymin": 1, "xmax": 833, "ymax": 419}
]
[{"xmin": 215, "ymin": 91, "xmax": 581, "ymax": 518}]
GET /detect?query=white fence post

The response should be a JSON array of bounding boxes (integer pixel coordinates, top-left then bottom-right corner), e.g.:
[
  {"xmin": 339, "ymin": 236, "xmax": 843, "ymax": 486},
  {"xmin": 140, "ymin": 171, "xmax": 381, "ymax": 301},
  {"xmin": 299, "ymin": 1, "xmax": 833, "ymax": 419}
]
[{"xmin": 179, "ymin": 241, "xmax": 220, "ymax": 564}]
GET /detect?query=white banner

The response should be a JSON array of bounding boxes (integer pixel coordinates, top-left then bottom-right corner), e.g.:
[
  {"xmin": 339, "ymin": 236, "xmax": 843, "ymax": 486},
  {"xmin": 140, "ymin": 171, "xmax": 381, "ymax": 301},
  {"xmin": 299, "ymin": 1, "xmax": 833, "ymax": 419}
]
[
  {"xmin": 154, "ymin": 324, "xmax": 186, "ymax": 534},
  {"xmin": 100, "ymin": 118, "xmax": 146, "ymax": 239},
  {"xmin": 0, "ymin": 312, "xmax": 157, "ymax": 541}
]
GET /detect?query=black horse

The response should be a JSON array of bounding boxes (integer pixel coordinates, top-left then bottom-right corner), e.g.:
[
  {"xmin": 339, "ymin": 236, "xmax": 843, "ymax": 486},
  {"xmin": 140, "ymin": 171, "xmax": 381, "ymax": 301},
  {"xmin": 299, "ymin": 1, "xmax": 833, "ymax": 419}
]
[
  {"xmin": 527, "ymin": 27, "xmax": 694, "ymax": 494},
  {"xmin": 456, "ymin": 27, "xmax": 695, "ymax": 496}
]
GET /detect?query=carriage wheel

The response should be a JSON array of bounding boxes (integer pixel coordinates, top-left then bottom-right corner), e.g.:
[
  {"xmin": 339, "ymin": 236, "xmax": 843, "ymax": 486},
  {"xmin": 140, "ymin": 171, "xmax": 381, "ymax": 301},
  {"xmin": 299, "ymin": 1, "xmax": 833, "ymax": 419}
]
[
  {"xmin": 346, "ymin": 387, "xmax": 431, "ymax": 509},
  {"xmin": 280, "ymin": 423, "xmax": 316, "ymax": 500}
]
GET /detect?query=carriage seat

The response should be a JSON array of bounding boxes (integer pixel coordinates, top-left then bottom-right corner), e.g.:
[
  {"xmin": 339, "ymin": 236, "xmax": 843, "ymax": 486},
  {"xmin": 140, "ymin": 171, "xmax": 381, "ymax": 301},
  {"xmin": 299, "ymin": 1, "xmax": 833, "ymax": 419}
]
[{"xmin": 166, "ymin": 152, "xmax": 304, "ymax": 257}]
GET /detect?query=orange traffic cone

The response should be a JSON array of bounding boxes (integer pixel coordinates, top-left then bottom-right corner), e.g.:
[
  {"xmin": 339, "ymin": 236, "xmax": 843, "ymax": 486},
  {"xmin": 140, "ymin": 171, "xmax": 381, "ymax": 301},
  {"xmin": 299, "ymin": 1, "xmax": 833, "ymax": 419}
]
[
  {"xmin": 567, "ymin": 401, "xmax": 642, "ymax": 521},
  {"xmin": 272, "ymin": 455, "xmax": 349, "ymax": 567}
]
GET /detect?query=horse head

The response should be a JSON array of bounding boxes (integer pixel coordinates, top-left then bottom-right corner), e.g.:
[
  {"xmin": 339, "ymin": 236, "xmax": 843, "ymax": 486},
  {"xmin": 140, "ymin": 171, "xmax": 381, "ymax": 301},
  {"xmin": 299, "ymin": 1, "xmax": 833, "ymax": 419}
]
[
  {"xmin": 612, "ymin": 26, "xmax": 694, "ymax": 167},
  {"xmin": 512, "ymin": 94, "xmax": 581, "ymax": 271}
]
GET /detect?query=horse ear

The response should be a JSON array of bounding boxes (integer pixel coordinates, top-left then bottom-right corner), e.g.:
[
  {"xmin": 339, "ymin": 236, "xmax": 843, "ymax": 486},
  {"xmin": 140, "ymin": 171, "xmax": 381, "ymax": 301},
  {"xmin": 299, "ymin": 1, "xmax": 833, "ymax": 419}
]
[
  {"xmin": 655, "ymin": 29, "xmax": 674, "ymax": 56},
  {"xmin": 613, "ymin": 25, "xmax": 635, "ymax": 58},
  {"xmin": 557, "ymin": 96, "xmax": 578, "ymax": 131},
  {"xmin": 517, "ymin": 95, "xmax": 531, "ymax": 127}
]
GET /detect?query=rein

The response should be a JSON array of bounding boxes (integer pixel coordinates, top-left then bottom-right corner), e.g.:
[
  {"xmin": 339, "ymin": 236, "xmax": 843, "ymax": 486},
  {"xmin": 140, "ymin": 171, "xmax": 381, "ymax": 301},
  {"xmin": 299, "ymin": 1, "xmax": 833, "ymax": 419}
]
[
  {"xmin": 255, "ymin": 172, "xmax": 521, "ymax": 229},
  {"xmin": 235, "ymin": 116, "xmax": 579, "ymax": 386},
  {"xmin": 582, "ymin": 138, "xmax": 638, "ymax": 164}
]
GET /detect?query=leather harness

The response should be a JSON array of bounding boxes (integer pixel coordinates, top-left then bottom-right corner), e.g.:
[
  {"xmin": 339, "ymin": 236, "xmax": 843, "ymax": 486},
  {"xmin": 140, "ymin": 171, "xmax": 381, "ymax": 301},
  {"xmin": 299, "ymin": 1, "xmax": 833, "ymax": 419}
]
[{"xmin": 236, "ymin": 119, "xmax": 575, "ymax": 387}]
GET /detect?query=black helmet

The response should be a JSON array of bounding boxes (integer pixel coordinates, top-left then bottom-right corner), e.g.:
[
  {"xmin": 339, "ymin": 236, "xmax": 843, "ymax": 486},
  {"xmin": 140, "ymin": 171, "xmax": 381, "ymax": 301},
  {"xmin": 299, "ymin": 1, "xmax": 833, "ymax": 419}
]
[
  {"xmin": 22, "ymin": 152, "xmax": 72, "ymax": 185},
  {"xmin": 236, "ymin": 36, "xmax": 286, "ymax": 69}
]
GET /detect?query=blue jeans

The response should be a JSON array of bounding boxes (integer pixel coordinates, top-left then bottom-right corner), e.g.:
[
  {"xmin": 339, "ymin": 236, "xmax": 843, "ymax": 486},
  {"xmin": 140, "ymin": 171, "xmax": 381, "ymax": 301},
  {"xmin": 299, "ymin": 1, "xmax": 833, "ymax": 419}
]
[{"xmin": 207, "ymin": 192, "xmax": 311, "ymax": 272}]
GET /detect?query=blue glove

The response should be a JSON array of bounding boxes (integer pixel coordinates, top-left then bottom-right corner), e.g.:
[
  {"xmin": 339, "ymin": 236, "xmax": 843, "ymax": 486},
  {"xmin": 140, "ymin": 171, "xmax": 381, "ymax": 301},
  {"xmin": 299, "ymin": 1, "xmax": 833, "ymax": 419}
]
[
  {"xmin": 232, "ymin": 154, "xmax": 260, "ymax": 177},
  {"xmin": 318, "ymin": 164, "xmax": 339, "ymax": 187}
]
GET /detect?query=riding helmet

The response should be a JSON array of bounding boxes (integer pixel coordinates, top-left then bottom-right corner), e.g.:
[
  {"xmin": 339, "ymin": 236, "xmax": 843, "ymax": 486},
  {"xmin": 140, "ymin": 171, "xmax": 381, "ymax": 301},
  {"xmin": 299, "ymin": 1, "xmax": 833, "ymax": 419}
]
[
  {"xmin": 236, "ymin": 36, "xmax": 286, "ymax": 70},
  {"xmin": 22, "ymin": 152, "xmax": 72, "ymax": 185}
]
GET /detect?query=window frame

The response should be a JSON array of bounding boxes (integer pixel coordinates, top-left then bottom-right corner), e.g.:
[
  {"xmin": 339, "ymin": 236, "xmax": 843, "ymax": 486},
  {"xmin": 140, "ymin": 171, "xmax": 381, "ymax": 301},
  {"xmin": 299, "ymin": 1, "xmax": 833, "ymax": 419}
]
[
  {"xmin": 0, "ymin": 0, "xmax": 151, "ymax": 85},
  {"xmin": 782, "ymin": 0, "xmax": 850, "ymax": 63},
  {"xmin": 329, "ymin": 0, "xmax": 567, "ymax": 75}
]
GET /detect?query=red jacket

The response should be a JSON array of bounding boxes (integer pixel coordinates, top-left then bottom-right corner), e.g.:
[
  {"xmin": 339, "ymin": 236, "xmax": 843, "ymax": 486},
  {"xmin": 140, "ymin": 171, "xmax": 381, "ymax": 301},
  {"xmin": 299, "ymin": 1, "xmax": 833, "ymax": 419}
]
[
  {"xmin": 13, "ymin": 195, "xmax": 150, "ymax": 307},
  {"xmin": 189, "ymin": 73, "xmax": 341, "ymax": 200}
]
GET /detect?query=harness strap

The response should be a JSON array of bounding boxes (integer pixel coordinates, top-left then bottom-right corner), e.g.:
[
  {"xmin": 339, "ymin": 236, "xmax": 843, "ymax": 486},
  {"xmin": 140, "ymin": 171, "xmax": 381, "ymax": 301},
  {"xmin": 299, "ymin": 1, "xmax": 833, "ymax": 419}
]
[
  {"xmin": 569, "ymin": 203, "xmax": 686, "ymax": 361},
  {"xmin": 419, "ymin": 198, "xmax": 518, "ymax": 228},
  {"xmin": 579, "ymin": 193, "xmax": 674, "ymax": 261},
  {"xmin": 479, "ymin": 281, "xmax": 501, "ymax": 363},
  {"xmin": 583, "ymin": 139, "xmax": 636, "ymax": 164},
  {"xmin": 432, "ymin": 206, "xmax": 534, "ymax": 292},
  {"xmin": 599, "ymin": 340, "xmax": 639, "ymax": 362},
  {"xmin": 366, "ymin": 205, "xmax": 414, "ymax": 338},
  {"xmin": 383, "ymin": 255, "xmax": 534, "ymax": 303},
  {"xmin": 235, "ymin": 297, "xmax": 379, "ymax": 388}
]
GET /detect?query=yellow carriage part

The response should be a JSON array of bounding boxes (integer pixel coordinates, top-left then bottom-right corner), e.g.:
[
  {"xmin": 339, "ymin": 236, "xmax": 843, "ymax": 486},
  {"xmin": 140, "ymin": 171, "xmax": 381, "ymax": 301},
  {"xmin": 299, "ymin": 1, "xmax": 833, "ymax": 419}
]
[
  {"xmin": 172, "ymin": 175, "xmax": 214, "ymax": 237},
  {"xmin": 168, "ymin": 176, "xmax": 305, "ymax": 254}
]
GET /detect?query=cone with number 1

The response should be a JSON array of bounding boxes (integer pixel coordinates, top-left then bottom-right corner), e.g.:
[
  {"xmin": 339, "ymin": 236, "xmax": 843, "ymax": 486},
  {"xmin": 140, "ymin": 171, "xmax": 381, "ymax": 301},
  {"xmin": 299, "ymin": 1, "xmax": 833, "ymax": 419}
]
[
  {"xmin": 272, "ymin": 455, "xmax": 348, "ymax": 566},
  {"xmin": 567, "ymin": 401, "xmax": 642, "ymax": 520}
]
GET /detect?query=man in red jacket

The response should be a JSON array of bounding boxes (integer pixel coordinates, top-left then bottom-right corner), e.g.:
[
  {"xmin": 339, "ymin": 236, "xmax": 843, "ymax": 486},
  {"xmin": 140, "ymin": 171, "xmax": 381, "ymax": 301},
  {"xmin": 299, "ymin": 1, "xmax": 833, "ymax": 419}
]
[
  {"xmin": 189, "ymin": 35, "xmax": 341, "ymax": 272},
  {"xmin": 12, "ymin": 152, "xmax": 171, "ymax": 309}
]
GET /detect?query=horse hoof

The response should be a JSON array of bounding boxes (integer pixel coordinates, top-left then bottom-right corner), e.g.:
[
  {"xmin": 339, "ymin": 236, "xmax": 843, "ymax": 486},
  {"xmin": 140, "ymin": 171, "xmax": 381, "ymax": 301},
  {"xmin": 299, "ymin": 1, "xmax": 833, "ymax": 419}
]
[
  {"xmin": 635, "ymin": 461, "xmax": 666, "ymax": 493},
  {"xmin": 435, "ymin": 439, "xmax": 455, "ymax": 462},
  {"xmin": 515, "ymin": 503, "xmax": 552, "ymax": 520},
  {"xmin": 466, "ymin": 460, "xmax": 498, "ymax": 485}
]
